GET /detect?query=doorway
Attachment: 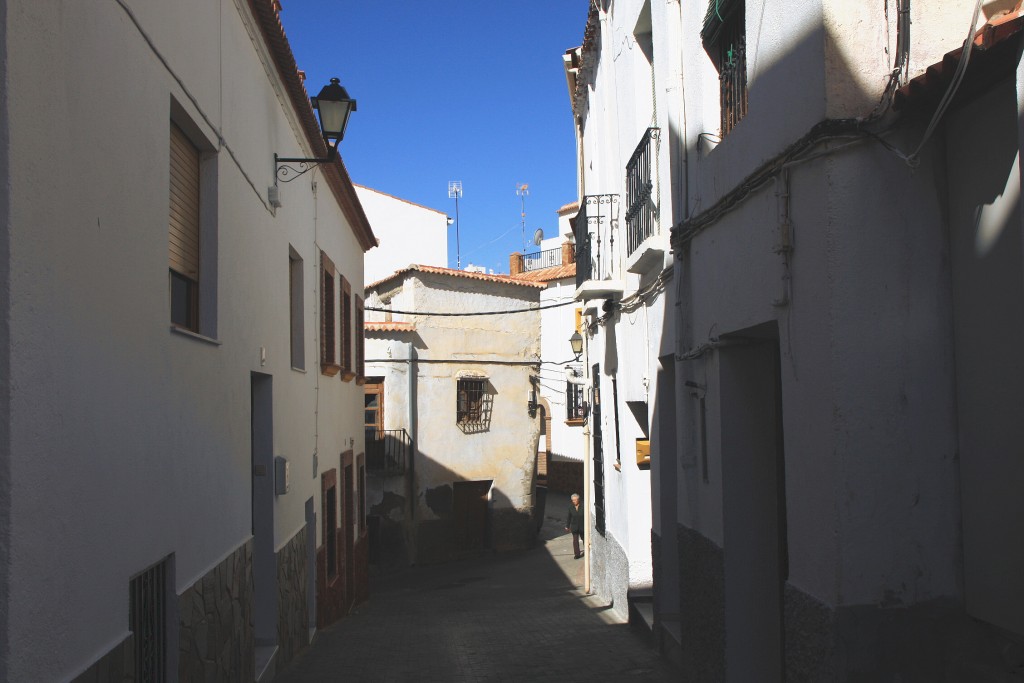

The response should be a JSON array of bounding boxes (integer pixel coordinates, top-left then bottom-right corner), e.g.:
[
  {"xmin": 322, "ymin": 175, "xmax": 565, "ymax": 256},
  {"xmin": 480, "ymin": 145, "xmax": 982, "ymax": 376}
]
[
  {"xmin": 719, "ymin": 328, "xmax": 788, "ymax": 683},
  {"xmin": 453, "ymin": 480, "xmax": 491, "ymax": 551},
  {"xmin": 250, "ymin": 373, "xmax": 277, "ymax": 654}
]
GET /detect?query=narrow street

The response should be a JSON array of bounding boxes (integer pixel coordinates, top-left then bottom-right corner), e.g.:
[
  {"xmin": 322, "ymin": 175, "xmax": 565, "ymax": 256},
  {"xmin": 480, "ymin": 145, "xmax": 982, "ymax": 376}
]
[{"xmin": 275, "ymin": 492, "xmax": 676, "ymax": 682}]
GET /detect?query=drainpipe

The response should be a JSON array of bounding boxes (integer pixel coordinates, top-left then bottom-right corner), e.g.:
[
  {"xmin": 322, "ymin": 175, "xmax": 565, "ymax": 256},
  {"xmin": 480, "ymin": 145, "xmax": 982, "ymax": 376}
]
[{"xmin": 582, "ymin": 323, "xmax": 592, "ymax": 594}]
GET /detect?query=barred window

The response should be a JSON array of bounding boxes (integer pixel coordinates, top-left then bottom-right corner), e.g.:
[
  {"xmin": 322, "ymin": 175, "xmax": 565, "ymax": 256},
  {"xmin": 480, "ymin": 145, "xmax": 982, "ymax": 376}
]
[
  {"xmin": 566, "ymin": 381, "xmax": 586, "ymax": 423},
  {"xmin": 702, "ymin": 0, "xmax": 747, "ymax": 135},
  {"xmin": 457, "ymin": 377, "xmax": 492, "ymax": 432}
]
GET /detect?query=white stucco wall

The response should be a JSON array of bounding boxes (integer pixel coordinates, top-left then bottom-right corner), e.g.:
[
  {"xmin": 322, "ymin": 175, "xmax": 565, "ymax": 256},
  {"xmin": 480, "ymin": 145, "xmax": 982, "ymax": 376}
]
[
  {"xmin": 2, "ymin": 0, "xmax": 366, "ymax": 678},
  {"xmin": 356, "ymin": 185, "xmax": 448, "ymax": 285}
]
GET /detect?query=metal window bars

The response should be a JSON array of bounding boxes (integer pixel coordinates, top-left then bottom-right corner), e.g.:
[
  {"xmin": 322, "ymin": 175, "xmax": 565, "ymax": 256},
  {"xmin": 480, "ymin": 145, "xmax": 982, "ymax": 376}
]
[
  {"xmin": 625, "ymin": 127, "xmax": 660, "ymax": 256},
  {"xmin": 130, "ymin": 557, "xmax": 169, "ymax": 683},
  {"xmin": 719, "ymin": 17, "xmax": 747, "ymax": 135},
  {"xmin": 574, "ymin": 194, "xmax": 619, "ymax": 288},
  {"xmin": 457, "ymin": 378, "xmax": 493, "ymax": 433}
]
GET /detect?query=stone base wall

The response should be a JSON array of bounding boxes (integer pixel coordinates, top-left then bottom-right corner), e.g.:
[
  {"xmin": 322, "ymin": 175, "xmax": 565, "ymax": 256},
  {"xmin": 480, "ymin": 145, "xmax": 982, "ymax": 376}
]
[
  {"xmin": 276, "ymin": 527, "xmax": 309, "ymax": 668},
  {"xmin": 179, "ymin": 540, "xmax": 254, "ymax": 683},
  {"xmin": 70, "ymin": 634, "xmax": 134, "ymax": 683},
  {"xmin": 590, "ymin": 528, "xmax": 630, "ymax": 622},
  {"xmin": 547, "ymin": 460, "xmax": 582, "ymax": 494},
  {"xmin": 677, "ymin": 524, "xmax": 725, "ymax": 681}
]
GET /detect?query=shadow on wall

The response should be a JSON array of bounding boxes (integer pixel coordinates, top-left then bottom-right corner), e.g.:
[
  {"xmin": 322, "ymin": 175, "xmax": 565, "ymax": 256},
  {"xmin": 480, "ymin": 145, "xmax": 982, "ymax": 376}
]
[{"xmin": 369, "ymin": 443, "xmax": 541, "ymax": 569}]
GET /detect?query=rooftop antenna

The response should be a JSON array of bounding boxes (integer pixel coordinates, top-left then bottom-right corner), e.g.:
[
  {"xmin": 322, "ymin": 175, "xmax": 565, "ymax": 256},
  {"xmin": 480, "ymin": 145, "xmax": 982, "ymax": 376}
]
[
  {"xmin": 533, "ymin": 228, "xmax": 544, "ymax": 246},
  {"xmin": 516, "ymin": 183, "xmax": 529, "ymax": 251},
  {"xmin": 448, "ymin": 180, "xmax": 463, "ymax": 269}
]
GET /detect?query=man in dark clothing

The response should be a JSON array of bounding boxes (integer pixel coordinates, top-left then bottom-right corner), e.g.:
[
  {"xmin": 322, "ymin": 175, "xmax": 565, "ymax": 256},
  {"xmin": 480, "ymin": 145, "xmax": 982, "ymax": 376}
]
[{"xmin": 565, "ymin": 493, "xmax": 584, "ymax": 559}]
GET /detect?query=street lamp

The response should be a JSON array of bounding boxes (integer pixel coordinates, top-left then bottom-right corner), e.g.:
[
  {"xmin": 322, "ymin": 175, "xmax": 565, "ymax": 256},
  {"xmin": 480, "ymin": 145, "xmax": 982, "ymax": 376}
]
[
  {"xmin": 275, "ymin": 78, "xmax": 357, "ymax": 183},
  {"xmin": 569, "ymin": 331, "xmax": 583, "ymax": 361}
]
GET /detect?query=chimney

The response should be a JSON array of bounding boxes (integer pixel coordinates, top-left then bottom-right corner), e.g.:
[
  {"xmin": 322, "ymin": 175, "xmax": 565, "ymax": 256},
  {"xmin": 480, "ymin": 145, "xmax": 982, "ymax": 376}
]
[
  {"xmin": 509, "ymin": 252, "xmax": 524, "ymax": 276},
  {"xmin": 562, "ymin": 241, "xmax": 575, "ymax": 265}
]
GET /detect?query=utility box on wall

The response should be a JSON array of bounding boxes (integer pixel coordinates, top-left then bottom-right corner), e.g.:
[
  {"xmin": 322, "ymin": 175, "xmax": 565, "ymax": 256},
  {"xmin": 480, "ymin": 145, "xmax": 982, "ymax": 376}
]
[
  {"xmin": 636, "ymin": 439, "xmax": 650, "ymax": 468},
  {"xmin": 275, "ymin": 456, "xmax": 290, "ymax": 495}
]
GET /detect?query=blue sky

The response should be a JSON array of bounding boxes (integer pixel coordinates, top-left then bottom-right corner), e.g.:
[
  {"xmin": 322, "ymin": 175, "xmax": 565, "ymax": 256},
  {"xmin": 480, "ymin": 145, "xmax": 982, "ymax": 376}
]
[{"xmin": 280, "ymin": 1, "xmax": 589, "ymax": 274}]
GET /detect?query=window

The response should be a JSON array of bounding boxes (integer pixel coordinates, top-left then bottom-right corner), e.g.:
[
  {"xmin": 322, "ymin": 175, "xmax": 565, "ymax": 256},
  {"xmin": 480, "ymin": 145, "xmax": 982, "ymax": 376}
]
[
  {"xmin": 320, "ymin": 252, "xmax": 339, "ymax": 375},
  {"xmin": 324, "ymin": 481, "xmax": 338, "ymax": 579},
  {"xmin": 289, "ymin": 247, "xmax": 304, "ymax": 370},
  {"xmin": 358, "ymin": 461, "xmax": 366, "ymax": 534},
  {"xmin": 130, "ymin": 556, "xmax": 170, "ymax": 683},
  {"xmin": 702, "ymin": 0, "xmax": 747, "ymax": 135},
  {"xmin": 168, "ymin": 107, "xmax": 217, "ymax": 338},
  {"xmin": 169, "ymin": 123, "xmax": 200, "ymax": 331},
  {"xmin": 340, "ymin": 276, "xmax": 353, "ymax": 380},
  {"xmin": 456, "ymin": 377, "xmax": 492, "ymax": 432},
  {"xmin": 355, "ymin": 296, "xmax": 365, "ymax": 383},
  {"xmin": 567, "ymin": 381, "xmax": 586, "ymax": 423}
]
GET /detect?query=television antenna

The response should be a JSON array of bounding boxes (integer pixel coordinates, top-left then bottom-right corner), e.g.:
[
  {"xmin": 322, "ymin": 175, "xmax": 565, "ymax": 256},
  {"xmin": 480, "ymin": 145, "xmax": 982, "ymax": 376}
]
[
  {"xmin": 516, "ymin": 183, "xmax": 529, "ymax": 251},
  {"xmin": 533, "ymin": 228, "xmax": 544, "ymax": 246},
  {"xmin": 448, "ymin": 180, "xmax": 463, "ymax": 269}
]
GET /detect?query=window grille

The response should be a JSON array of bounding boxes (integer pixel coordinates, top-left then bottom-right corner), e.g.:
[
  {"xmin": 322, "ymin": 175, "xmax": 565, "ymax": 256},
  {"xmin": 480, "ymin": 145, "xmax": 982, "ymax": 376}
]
[
  {"xmin": 702, "ymin": 0, "xmax": 747, "ymax": 135},
  {"xmin": 130, "ymin": 557, "xmax": 169, "ymax": 683},
  {"xmin": 625, "ymin": 127, "xmax": 659, "ymax": 256},
  {"xmin": 457, "ymin": 378, "xmax": 492, "ymax": 432},
  {"xmin": 566, "ymin": 381, "xmax": 586, "ymax": 422}
]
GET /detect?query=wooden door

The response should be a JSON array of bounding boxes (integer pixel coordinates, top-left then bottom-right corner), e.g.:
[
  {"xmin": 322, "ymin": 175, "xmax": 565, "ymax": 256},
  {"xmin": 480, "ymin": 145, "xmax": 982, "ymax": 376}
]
[{"xmin": 453, "ymin": 480, "xmax": 491, "ymax": 551}]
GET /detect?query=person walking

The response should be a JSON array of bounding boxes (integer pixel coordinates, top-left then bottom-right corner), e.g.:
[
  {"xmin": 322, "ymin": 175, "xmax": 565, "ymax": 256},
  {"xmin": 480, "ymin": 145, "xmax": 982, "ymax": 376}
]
[{"xmin": 565, "ymin": 493, "xmax": 584, "ymax": 559}]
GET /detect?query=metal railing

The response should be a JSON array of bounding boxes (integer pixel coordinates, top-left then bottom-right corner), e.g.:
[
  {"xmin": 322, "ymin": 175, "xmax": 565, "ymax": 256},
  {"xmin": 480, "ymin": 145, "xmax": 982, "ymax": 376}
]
[
  {"xmin": 625, "ymin": 127, "xmax": 659, "ymax": 256},
  {"xmin": 574, "ymin": 194, "xmax": 619, "ymax": 288},
  {"xmin": 521, "ymin": 246, "xmax": 566, "ymax": 272},
  {"xmin": 719, "ymin": 21, "xmax": 747, "ymax": 135},
  {"xmin": 366, "ymin": 428, "xmax": 412, "ymax": 475}
]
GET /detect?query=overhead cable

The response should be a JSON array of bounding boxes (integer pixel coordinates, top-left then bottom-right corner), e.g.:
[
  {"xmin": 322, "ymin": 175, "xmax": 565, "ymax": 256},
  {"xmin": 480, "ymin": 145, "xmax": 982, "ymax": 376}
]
[{"xmin": 365, "ymin": 299, "xmax": 577, "ymax": 317}]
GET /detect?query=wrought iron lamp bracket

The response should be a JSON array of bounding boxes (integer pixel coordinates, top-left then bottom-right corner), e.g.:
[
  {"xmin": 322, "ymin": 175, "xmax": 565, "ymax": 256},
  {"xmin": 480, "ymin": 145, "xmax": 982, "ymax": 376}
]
[{"xmin": 274, "ymin": 149, "xmax": 335, "ymax": 184}]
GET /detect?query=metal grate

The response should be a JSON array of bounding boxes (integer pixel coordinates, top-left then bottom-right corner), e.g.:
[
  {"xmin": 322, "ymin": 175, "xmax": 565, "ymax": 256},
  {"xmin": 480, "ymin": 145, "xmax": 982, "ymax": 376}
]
[
  {"xmin": 366, "ymin": 428, "xmax": 412, "ymax": 475},
  {"xmin": 457, "ymin": 378, "xmax": 492, "ymax": 433},
  {"xmin": 718, "ymin": 14, "xmax": 747, "ymax": 135},
  {"xmin": 566, "ymin": 381, "xmax": 586, "ymax": 421},
  {"xmin": 625, "ymin": 127, "xmax": 659, "ymax": 256},
  {"xmin": 130, "ymin": 557, "xmax": 168, "ymax": 683}
]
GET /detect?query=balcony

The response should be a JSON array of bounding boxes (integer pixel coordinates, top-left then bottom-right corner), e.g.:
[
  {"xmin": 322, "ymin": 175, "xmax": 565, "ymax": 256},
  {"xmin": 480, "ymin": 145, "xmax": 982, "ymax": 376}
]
[
  {"xmin": 573, "ymin": 194, "xmax": 625, "ymax": 301},
  {"xmin": 509, "ymin": 243, "xmax": 575, "ymax": 275},
  {"xmin": 366, "ymin": 428, "xmax": 411, "ymax": 475},
  {"xmin": 624, "ymin": 128, "xmax": 665, "ymax": 275}
]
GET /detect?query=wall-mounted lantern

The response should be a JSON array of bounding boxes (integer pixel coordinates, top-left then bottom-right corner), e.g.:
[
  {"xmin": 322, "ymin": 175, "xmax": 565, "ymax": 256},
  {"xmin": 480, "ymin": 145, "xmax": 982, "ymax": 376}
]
[
  {"xmin": 275, "ymin": 77, "xmax": 357, "ymax": 184},
  {"xmin": 569, "ymin": 331, "xmax": 583, "ymax": 361}
]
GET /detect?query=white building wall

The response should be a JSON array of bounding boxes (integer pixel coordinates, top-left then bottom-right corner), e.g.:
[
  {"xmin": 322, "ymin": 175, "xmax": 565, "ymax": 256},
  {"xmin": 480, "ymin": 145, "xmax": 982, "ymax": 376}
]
[
  {"xmin": 2, "ymin": 0, "xmax": 367, "ymax": 678},
  {"xmin": 356, "ymin": 185, "xmax": 448, "ymax": 284}
]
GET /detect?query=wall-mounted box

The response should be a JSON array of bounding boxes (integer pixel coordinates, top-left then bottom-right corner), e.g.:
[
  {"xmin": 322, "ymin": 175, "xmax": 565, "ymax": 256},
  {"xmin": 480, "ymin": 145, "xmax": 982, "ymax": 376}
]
[
  {"xmin": 275, "ymin": 456, "xmax": 289, "ymax": 495},
  {"xmin": 636, "ymin": 439, "xmax": 650, "ymax": 468}
]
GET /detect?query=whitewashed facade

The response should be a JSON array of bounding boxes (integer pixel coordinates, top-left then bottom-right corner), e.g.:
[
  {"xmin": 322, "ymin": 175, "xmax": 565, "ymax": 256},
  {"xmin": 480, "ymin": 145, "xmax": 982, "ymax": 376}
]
[
  {"xmin": 364, "ymin": 266, "xmax": 544, "ymax": 566},
  {"xmin": 568, "ymin": 0, "xmax": 1024, "ymax": 679},
  {"xmin": 355, "ymin": 184, "xmax": 449, "ymax": 284},
  {"xmin": 0, "ymin": 1, "xmax": 375, "ymax": 680},
  {"xmin": 563, "ymin": 0, "xmax": 678, "ymax": 623}
]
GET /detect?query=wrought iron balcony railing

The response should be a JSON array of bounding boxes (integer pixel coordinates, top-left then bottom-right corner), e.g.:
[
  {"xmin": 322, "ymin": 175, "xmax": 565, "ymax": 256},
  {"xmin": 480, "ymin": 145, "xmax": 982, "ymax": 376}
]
[
  {"xmin": 574, "ymin": 194, "xmax": 619, "ymax": 289},
  {"xmin": 625, "ymin": 127, "xmax": 659, "ymax": 257},
  {"xmin": 366, "ymin": 428, "xmax": 412, "ymax": 475},
  {"xmin": 521, "ymin": 246, "xmax": 567, "ymax": 272}
]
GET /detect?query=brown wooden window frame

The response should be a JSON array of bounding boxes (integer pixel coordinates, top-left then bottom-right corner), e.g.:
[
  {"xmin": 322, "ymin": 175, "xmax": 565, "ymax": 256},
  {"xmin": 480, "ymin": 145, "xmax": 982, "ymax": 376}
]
[
  {"xmin": 340, "ymin": 275, "xmax": 354, "ymax": 381},
  {"xmin": 289, "ymin": 246, "xmax": 305, "ymax": 371},
  {"xmin": 169, "ymin": 122, "xmax": 201, "ymax": 332},
  {"xmin": 320, "ymin": 251, "xmax": 340, "ymax": 376}
]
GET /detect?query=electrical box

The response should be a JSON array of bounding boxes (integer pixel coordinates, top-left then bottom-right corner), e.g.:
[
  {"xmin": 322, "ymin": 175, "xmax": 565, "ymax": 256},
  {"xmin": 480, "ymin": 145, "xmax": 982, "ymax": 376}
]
[
  {"xmin": 275, "ymin": 456, "xmax": 289, "ymax": 495},
  {"xmin": 636, "ymin": 439, "xmax": 651, "ymax": 468}
]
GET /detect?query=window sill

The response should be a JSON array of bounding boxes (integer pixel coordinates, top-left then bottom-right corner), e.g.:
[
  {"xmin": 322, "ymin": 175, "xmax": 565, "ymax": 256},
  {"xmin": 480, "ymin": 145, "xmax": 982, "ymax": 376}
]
[
  {"xmin": 565, "ymin": 418, "xmax": 585, "ymax": 427},
  {"xmin": 170, "ymin": 325, "xmax": 221, "ymax": 346},
  {"xmin": 291, "ymin": 366, "xmax": 307, "ymax": 374},
  {"xmin": 340, "ymin": 370, "xmax": 356, "ymax": 382},
  {"xmin": 613, "ymin": 462, "xmax": 622, "ymax": 472},
  {"xmin": 321, "ymin": 362, "xmax": 341, "ymax": 377}
]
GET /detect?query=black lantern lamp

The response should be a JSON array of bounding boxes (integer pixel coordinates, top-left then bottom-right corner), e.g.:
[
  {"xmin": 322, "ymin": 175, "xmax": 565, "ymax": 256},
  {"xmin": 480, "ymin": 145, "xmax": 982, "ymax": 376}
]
[
  {"xmin": 569, "ymin": 331, "xmax": 583, "ymax": 361},
  {"xmin": 275, "ymin": 77, "xmax": 357, "ymax": 184}
]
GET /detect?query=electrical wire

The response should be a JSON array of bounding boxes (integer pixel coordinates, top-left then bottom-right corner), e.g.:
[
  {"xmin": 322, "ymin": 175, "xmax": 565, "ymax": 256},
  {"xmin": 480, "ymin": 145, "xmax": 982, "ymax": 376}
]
[
  {"xmin": 365, "ymin": 299, "xmax": 577, "ymax": 317},
  {"xmin": 906, "ymin": 0, "xmax": 985, "ymax": 166}
]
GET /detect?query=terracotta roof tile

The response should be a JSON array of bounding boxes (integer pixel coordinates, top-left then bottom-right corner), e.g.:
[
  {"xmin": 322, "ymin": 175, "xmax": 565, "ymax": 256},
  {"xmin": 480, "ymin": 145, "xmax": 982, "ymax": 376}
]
[
  {"xmin": 365, "ymin": 322, "xmax": 416, "ymax": 332},
  {"xmin": 367, "ymin": 264, "xmax": 547, "ymax": 291},
  {"xmin": 894, "ymin": 5, "xmax": 1024, "ymax": 112},
  {"xmin": 510, "ymin": 263, "xmax": 577, "ymax": 283},
  {"xmin": 557, "ymin": 201, "xmax": 580, "ymax": 215}
]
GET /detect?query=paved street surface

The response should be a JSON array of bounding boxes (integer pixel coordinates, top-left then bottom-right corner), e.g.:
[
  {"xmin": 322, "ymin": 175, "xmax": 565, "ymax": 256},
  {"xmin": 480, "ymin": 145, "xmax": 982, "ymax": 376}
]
[{"xmin": 276, "ymin": 491, "xmax": 677, "ymax": 682}]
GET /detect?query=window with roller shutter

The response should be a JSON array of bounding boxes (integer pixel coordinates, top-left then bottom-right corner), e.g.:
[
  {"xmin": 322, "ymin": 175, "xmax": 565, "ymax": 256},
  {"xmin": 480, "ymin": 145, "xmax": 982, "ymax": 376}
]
[{"xmin": 169, "ymin": 123, "xmax": 201, "ymax": 330}]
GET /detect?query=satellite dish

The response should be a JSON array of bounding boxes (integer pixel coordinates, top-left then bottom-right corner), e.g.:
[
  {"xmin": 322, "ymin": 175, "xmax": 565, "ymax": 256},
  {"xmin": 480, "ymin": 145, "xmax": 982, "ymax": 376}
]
[{"xmin": 533, "ymin": 228, "xmax": 544, "ymax": 246}]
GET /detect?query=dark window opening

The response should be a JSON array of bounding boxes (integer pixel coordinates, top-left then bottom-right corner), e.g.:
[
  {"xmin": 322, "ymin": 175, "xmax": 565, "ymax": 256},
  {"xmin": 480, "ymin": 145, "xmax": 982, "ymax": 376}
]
[{"xmin": 702, "ymin": 0, "xmax": 747, "ymax": 135}]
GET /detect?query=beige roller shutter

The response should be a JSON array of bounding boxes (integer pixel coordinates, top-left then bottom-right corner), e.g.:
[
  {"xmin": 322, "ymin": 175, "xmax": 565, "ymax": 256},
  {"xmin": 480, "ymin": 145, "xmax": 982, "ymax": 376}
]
[{"xmin": 169, "ymin": 123, "xmax": 200, "ymax": 280}]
